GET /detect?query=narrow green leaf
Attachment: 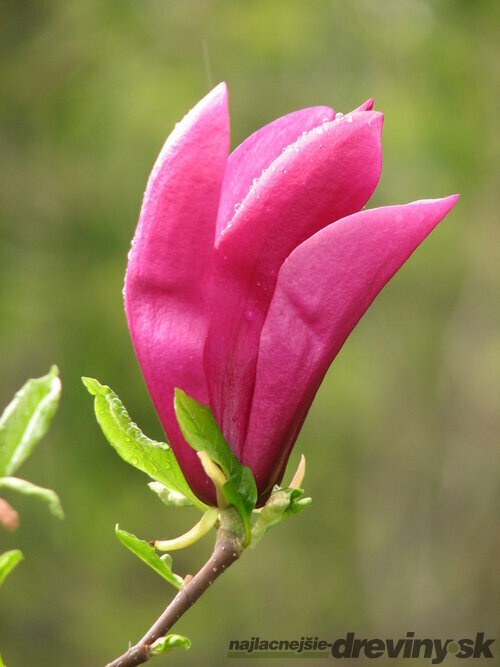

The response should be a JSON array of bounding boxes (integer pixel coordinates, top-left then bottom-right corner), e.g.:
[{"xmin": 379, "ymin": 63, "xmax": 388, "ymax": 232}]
[
  {"xmin": 150, "ymin": 633, "xmax": 191, "ymax": 656},
  {"xmin": 0, "ymin": 366, "xmax": 61, "ymax": 476},
  {"xmin": 82, "ymin": 378, "xmax": 207, "ymax": 512},
  {"xmin": 174, "ymin": 389, "xmax": 257, "ymax": 543},
  {"xmin": 115, "ymin": 525, "xmax": 183, "ymax": 589},
  {"xmin": 0, "ymin": 477, "xmax": 64, "ymax": 520},
  {"xmin": 250, "ymin": 487, "xmax": 311, "ymax": 547},
  {"xmin": 148, "ymin": 481, "xmax": 193, "ymax": 508},
  {"xmin": 0, "ymin": 549, "xmax": 23, "ymax": 587},
  {"xmin": 173, "ymin": 389, "xmax": 238, "ymax": 475}
]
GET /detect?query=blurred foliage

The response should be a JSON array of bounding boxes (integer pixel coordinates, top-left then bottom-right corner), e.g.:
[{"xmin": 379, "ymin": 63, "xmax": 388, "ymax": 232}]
[{"xmin": 0, "ymin": 0, "xmax": 498, "ymax": 665}]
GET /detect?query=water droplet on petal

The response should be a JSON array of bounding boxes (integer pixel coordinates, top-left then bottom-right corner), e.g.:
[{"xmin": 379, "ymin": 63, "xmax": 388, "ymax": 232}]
[
  {"xmin": 234, "ymin": 202, "xmax": 242, "ymax": 212},
  {"xmin": 335, "ymin": 112, "xmax": 344, "ymax": 119},
  {"xmin": 346, "ymin": 115, "xmax": 353, "ymax": 123}
]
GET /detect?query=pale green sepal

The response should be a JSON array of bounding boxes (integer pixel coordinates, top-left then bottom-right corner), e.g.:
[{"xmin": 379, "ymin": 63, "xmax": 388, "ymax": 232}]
[
  {"xmin": 160, "ymin": 553, "xmax": 173, "ymax": 568},
  {"xmin": 148, "ymin": 481, "xmax": 193, "ymax": 508},
  {"xmin": 82, "ymin": 378, "xmax": 207, "ymax": 512},
  {"xmin": 150, "ymin": 633, "xmax": 191, "ymax": 656},
  {"xmin": 173, "ymin": 389, "xmax": 257, "ymax": 545},
  {"xmin": 0, "ymin": 549, "xmax": 24, "ymax": 587},
  {"xmin": 0, "ymin": 477, "xmax": 64, "ymax": 520},
  {"xmin": 0, "ymin": 366, "xmax": 61, "ymax": 476},
  {"xmin": 115, "ymin": 525, "xmax": 183, "ymax": 589},
  {"xmin": 155, "ymin": 507, "xmax": 218, "ymax": 552},
  {"xmin": 250, "ymin": 487, "xmax": 311, "ymax": 547},
  {"xmin": 287, "ymin": 496, "xmax": 312, "ymax": 515},
  {"xmin": 197, "ymin": 451, "xmax": 228, "ymax": 508}
]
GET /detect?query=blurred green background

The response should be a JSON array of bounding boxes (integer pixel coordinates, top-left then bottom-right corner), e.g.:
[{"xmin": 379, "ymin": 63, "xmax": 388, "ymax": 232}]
[{"xmin": 0, "ymin": 0, "xmax": 498, "ymax": 665}]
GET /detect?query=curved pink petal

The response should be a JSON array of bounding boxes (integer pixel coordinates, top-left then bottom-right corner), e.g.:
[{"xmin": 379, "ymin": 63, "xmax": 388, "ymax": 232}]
[
  {"xmin": 205, "ymin": 110, "xmax": 384, "ymax": 456},
  {"xmin": 216, "ymin": 105, "xmax": 335, "ymax": 238},
  {"xmin": 244, "ymin": 195, "xmax": 459, "ymax": 498},
  {"xmin": 124, "ymin": 83, "xmax": 229, "ymax": 505}
]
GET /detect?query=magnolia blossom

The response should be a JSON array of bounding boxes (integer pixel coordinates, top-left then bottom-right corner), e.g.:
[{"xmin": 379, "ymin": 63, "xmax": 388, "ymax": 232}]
[{"xmin": 124, "ymin": 83, "xmax": 458, "ymax": 505}]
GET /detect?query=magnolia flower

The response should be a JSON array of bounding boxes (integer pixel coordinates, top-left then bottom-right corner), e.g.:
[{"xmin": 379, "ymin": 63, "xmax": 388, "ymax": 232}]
[{"xmin": 124, "ymin": 83, "xmax": 458, "ymax": 506}]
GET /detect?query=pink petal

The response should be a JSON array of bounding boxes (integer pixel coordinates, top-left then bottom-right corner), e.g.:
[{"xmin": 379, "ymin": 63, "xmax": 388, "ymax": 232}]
[
  {"xmin": 216, "ymin": 105, "xmax": 335, "ymax": 238},
  {"xmin": 244, "ymin": 195, "xmax": 459, "ymax": 498},
  {"xmin": 355, "ymin": 98, "xmax": 374, "ymax": 112},
  {"xmin": 205, "ymin": 110, "xmax": 384, "ymax": 456},
  {"xmin": 124, "ymin": 83, "xmax": 230, "ymax": 504}
]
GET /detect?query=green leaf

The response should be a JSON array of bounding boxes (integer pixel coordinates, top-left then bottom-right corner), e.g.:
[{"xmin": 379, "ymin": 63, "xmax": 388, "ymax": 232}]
[
  {"xmin": 115, "ymin": 525, "xmax": 183, "ymax": 589},
  {"xmin": 0, "ymin": 549, "xmax": 23, "ymax": 587},
  {"xmin": 148, "ymin": 481, "xmax": 193, "ymax": 508},
  {"xmin": 173, "ymin": 389, "xmax": 238, "ymax": 475},
  {"xmin": 82, "ymin": 378, "xmax": 207, "ymax": 512},
  {"xmin": 150, "ymin": 633, "xmax": 191, "ymax": 656},
  {"xmin": 0, "ymin": 366, "xmax": 61, "ymax": 477},
  {"xmin": 174, "ymin": 389, "xmax": 257, "ymax": 544},
  {"xmin": 0, "ymin": 477, "xmax": 64, "ymax": 520},
  {"xmin": 250, "ymin": 486, "xmax": 311, "ymax": 547}
]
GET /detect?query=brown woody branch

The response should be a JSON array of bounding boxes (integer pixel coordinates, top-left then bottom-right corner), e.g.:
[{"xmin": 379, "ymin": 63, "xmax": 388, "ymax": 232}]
[{"xmin": 105, "ymin": 512, "xmax": 244, "ymax": 666}]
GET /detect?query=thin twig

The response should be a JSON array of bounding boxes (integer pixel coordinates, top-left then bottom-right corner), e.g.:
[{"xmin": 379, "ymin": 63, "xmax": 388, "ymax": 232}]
[{"xmin": 105, "ymin": 518, "xmax": 243, "ymax": 666}]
